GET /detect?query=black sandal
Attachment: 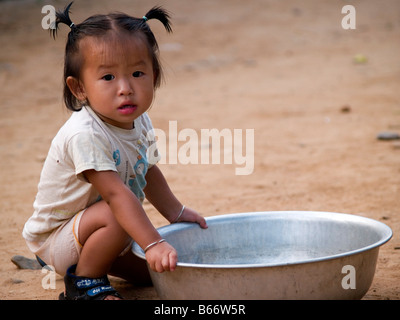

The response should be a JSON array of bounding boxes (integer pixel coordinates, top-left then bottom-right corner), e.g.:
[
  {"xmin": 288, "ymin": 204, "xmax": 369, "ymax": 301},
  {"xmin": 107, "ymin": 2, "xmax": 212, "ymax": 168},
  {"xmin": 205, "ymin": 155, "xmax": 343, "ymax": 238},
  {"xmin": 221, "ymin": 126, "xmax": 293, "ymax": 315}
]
[{"xmin": 59, "ymin": 264, "xmax": 123, "ymax": 300}]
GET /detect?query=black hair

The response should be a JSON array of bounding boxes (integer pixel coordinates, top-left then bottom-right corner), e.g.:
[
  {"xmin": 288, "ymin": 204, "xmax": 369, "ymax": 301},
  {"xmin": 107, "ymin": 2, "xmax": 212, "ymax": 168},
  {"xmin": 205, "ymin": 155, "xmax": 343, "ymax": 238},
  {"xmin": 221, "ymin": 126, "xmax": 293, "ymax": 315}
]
[{"xmin": 51, "ymin": 2, "xmax": 172, "ymax": 111}]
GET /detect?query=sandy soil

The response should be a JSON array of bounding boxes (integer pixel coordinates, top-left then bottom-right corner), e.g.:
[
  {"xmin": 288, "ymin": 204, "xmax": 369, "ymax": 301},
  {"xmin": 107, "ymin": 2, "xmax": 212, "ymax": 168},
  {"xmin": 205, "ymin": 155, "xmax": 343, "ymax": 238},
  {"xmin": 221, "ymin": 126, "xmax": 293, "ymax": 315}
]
[{"xmin": 0, "ymin": 0, "xmax": 399, "ymax": 300}]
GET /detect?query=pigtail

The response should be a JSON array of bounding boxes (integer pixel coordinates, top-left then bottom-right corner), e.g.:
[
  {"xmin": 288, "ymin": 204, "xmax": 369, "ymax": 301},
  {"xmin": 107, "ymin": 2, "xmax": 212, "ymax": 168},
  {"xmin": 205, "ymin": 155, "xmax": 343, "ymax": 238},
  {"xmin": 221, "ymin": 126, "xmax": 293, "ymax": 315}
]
[
  {"xmin": 143, "ymin": 6, "xmax": 172, "ymax": 33},
  {"xmin": 51, "ymin": 1, "xmax": 75, "ymax": 39}
]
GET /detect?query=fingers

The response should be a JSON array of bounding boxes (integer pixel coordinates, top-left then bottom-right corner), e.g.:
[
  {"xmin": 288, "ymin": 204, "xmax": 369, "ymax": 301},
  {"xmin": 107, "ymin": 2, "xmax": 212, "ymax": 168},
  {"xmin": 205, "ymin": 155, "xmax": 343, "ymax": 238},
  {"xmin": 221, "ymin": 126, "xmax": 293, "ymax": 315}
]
[
  {"xmin": 146, "ymin": 242, "xmax": 178, "ymax": 273},
  {"xmin": 180, "ymin": 207, "xmax": 208, "ymax": 229},
  {"xmin": 197, "ymin": 216, "xmax": 208, "ymax": 229},
  {"xmin": 192, "ymin": 212, "xmax": 208, "ymax": 229},
  {"xmin": 158, "ymin": 250, "xmax": 177, "ymax": 272},
  {"xmin": 169, "ymin": 250, "xmax": 178, "ymax": 271}
]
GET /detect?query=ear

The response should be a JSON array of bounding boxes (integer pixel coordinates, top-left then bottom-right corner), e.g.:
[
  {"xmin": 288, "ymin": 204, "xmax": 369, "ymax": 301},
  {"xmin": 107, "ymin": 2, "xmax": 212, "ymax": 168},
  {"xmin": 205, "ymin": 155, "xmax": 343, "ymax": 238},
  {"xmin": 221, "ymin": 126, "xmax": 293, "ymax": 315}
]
[{"xmin": 66, "ymin": 76, "xmax": 87, "ymax": 101}]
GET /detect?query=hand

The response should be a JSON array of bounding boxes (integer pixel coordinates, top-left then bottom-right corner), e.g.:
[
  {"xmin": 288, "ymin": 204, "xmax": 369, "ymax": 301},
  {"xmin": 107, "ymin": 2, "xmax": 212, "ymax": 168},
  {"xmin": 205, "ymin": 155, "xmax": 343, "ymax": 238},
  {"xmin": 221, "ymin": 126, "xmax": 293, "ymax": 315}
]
[
  {"xmin": 145, "ymin": 241, "xmax": 178, "ymax": 272},
  {"xmin": 175, "ymin": 207, "xmax": 208, "ymax": 229}
]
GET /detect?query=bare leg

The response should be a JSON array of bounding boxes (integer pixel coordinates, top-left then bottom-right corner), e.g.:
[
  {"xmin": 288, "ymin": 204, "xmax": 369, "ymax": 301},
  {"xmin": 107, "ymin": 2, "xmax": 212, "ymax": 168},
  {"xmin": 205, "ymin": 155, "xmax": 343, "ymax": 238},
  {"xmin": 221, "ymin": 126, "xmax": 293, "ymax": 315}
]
[
  {"xmin": 76, "ymin": 200, "xmax": 131, "ymax": 277},
  {"xmin": 75, "ymin": 200, "xmax": 132, "ymax": 299}
]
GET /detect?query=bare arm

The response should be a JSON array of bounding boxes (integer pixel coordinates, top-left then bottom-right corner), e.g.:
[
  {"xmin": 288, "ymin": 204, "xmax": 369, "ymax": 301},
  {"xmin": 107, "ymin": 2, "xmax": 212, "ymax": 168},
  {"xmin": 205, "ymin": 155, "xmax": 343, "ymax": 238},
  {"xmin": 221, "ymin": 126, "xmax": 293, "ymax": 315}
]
[
  {"xmin": 144, "ymin": 165, "xmax": 207, "ymax": 228},
  {"xmin": 84, "ymin": 169, "xmax": 177, "ymax": 272}
]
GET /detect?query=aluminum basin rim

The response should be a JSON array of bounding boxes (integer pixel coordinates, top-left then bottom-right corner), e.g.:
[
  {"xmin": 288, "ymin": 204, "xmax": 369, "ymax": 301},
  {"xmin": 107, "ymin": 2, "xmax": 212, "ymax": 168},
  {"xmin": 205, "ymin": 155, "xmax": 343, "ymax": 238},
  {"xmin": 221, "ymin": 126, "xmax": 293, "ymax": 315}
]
[{"xmin": 132, "ymin": 211, "xmax": 393, "ymax": 269}]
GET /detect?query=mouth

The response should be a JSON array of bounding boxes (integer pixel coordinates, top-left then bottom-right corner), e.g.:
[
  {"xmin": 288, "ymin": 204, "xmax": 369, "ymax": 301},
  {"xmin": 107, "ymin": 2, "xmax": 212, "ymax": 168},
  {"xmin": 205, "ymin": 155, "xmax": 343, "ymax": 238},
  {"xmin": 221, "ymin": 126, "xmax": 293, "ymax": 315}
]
[{"xmin": 117, "ymin": 104, "xmax": 137, "ymax": 115}]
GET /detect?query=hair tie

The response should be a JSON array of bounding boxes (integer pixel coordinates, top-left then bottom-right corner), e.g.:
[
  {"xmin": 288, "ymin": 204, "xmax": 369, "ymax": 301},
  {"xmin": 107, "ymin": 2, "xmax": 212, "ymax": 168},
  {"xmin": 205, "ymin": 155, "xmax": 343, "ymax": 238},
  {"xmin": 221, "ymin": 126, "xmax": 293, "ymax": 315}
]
[
  {"xmin": 69, "ymin": 22, "xmax": 75, "ymax": 28},
  {"xmin": 142, "ymin": 16, "xmax": 148, "ymax": 22}
]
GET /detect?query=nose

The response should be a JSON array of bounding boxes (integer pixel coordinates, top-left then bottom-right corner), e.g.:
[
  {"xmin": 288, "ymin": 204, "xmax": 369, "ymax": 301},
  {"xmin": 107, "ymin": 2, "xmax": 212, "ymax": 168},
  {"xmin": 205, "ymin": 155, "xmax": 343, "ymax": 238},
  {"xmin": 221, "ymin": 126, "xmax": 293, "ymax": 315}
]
[{"xmin": 118, "ymin": 77, "xmax": 133, "ymax": 96}]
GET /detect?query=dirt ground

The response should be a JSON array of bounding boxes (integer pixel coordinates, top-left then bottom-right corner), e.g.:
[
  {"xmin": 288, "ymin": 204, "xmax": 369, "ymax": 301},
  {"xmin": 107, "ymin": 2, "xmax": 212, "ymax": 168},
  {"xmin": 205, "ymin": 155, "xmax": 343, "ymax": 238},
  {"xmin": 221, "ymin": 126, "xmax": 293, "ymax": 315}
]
[{"xmin": 0, "ymin": 0, "xmax": 399, "ymax": 300}]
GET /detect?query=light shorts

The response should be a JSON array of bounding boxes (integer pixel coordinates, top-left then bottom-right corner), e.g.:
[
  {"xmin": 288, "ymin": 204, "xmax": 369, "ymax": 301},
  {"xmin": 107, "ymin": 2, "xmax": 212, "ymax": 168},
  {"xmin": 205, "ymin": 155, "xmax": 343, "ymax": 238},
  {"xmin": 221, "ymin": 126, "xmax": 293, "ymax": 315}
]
[
  {"xmin": 26, "ymin": 209, "xmax": 134, "ymax": 276},
  {"xmin": 25, "ymin": 210, "xmax": 85, "ymax": 276}
]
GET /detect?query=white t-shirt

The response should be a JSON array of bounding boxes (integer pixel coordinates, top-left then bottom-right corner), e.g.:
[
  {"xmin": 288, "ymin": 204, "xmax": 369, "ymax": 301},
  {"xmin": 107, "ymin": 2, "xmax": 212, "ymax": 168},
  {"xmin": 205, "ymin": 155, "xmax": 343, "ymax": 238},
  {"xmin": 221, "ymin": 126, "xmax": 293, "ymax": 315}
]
[{"xmin": 23, "ymin": 106, "xmax": 159, "ymax": 243}]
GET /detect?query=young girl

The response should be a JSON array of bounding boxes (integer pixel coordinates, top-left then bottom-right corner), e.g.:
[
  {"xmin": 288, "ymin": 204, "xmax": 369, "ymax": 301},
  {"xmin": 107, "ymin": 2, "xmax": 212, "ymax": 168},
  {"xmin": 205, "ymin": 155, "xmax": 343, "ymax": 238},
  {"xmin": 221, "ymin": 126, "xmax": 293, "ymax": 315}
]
[{"xmin": 22, "ymin": 2, "xmax": 207, "ymax": 300}]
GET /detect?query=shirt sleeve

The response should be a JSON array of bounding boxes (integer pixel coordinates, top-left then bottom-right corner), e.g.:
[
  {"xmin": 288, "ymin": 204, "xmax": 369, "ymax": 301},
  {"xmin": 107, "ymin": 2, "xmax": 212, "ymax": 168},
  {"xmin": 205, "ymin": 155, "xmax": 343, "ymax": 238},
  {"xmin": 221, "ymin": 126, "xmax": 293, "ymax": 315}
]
[{"xmin": 67, "ymin": 129, "xmax": 117, "ymax": 181}]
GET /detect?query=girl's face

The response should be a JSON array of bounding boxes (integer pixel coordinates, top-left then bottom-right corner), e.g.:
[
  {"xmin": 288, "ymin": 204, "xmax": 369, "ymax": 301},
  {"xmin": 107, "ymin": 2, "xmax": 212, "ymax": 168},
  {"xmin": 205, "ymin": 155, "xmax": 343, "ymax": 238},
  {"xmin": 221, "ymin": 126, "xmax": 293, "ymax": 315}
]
[{"xmin": 67, "ymin": 32, "xmax": 155, "ymax": 129}]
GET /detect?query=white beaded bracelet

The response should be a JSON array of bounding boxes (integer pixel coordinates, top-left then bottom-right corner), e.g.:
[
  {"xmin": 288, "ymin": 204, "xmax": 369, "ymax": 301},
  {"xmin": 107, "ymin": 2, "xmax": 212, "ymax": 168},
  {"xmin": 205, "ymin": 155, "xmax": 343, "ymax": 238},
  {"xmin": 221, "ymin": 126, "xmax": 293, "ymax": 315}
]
[
  {"xmin": 172, "ymin": 205, "xmax": 185, "ymax": 223},
  {"xmin": 144, "ymin": 239, "xmax": 166, "ymax": 253}
]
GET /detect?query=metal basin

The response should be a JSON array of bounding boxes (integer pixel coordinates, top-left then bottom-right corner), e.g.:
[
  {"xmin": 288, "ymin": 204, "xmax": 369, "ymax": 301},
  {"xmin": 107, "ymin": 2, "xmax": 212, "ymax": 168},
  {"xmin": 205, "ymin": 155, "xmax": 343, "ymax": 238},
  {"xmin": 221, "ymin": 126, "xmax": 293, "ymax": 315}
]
[{"xmin": 132, "ymin": 211, "xmax": 392, "ymax": 299}]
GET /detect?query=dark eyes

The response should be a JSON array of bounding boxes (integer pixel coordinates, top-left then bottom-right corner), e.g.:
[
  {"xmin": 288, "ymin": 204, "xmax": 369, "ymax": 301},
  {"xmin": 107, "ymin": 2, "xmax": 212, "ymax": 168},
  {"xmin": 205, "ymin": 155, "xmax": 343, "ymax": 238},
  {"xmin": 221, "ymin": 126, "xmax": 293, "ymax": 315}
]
[
  {"xmin": 132, "ymin": 71, "xmax": 144, "ymax": 78},
  {"xmin": 102, "ymin": 72, "xmax": 144, "ymax": 81},
  {"xmin": 102, "ymin": 74, "xmax": 115, "ymax": 81}
]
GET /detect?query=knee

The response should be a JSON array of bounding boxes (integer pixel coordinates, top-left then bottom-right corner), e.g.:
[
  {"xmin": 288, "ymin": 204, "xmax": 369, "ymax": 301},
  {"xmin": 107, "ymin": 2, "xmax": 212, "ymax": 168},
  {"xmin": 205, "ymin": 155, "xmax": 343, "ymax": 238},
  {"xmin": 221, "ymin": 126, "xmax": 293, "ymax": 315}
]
[{"xmin": 79, "ymin": 200, "xmax": 131, "ymax": 247}]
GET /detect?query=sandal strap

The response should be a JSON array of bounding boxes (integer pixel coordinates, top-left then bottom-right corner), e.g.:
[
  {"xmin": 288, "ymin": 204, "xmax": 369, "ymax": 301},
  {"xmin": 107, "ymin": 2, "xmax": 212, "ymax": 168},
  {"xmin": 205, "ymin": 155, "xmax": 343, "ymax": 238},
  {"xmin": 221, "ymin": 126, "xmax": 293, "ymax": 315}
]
[
  {"xmin": 75, "ymin": 277, "xmax": 109, "ymax": 289},
  {"xmin": 62, "ymin": 265, "xmax": 123, "ymax": 300},
  {"xmin": 86, "ymin": 285, "xmax": 119, "ymax": 298}
]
